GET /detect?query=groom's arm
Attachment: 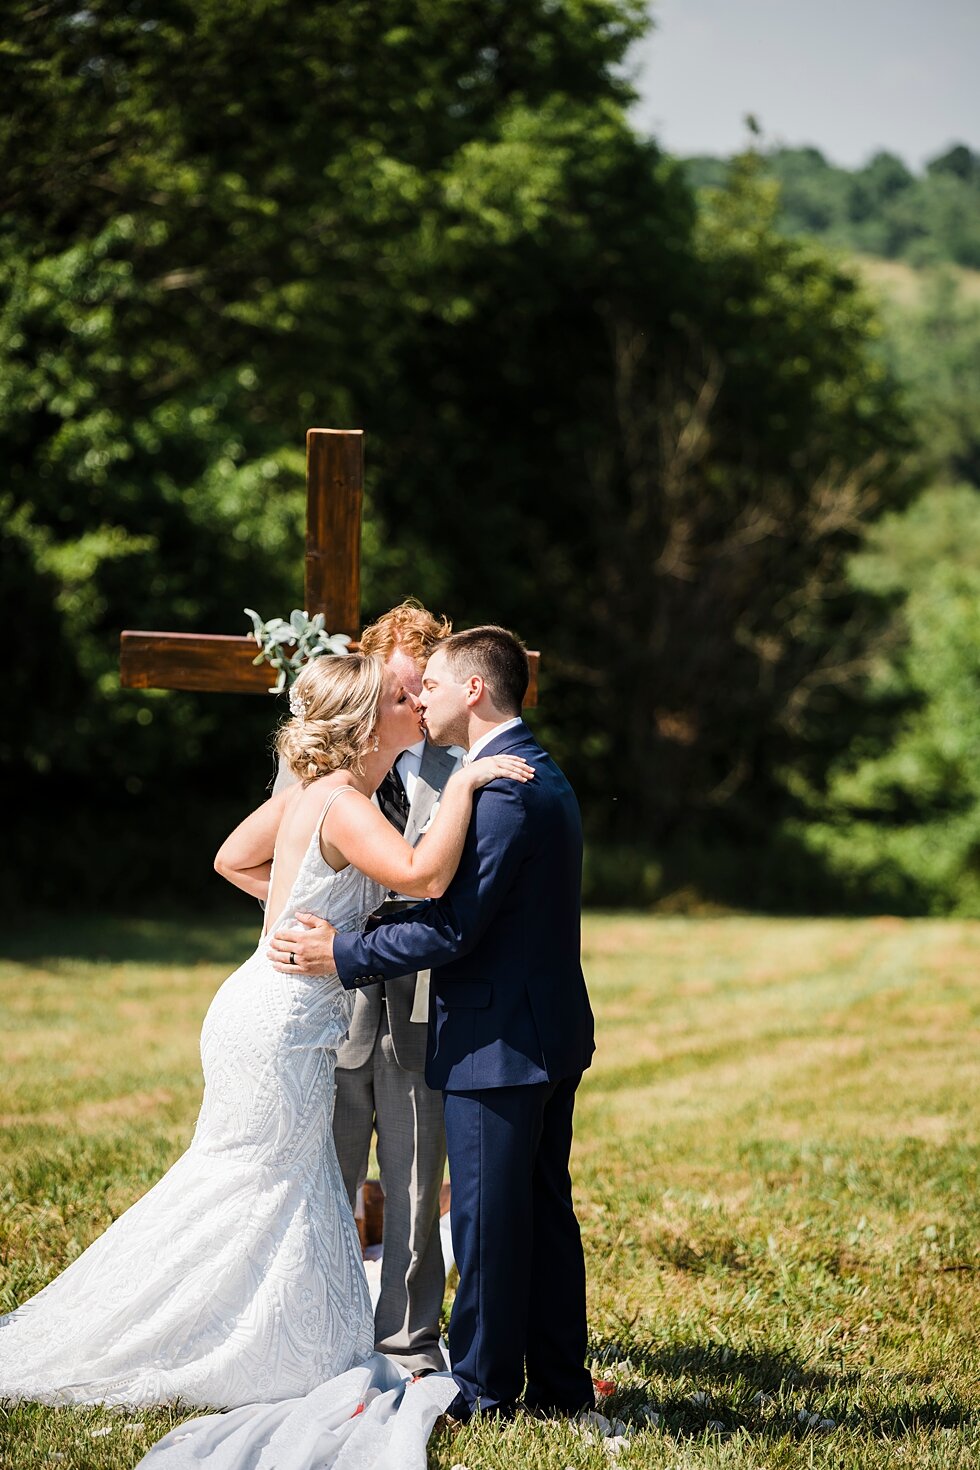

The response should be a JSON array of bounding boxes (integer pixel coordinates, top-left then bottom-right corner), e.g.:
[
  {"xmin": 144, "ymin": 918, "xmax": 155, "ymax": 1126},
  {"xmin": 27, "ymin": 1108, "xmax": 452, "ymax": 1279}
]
[{"xmin": 335, "ymin": 782, "xmax": 529, "ymax": 987}]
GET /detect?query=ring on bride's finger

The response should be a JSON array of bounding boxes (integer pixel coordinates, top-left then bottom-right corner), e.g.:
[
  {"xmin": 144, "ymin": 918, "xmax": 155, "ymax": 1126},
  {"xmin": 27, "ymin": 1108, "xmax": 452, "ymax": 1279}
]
[{"xmin": 289, "ymin": 952, "xmax": 297, "ymax": 966}]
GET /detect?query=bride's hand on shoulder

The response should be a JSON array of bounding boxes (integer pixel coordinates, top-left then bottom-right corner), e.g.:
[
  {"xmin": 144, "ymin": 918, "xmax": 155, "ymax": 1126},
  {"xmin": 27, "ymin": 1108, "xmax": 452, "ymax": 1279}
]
[{"xmin": 460, "ymin": 755, "xmax": 535, "ymax": 790}]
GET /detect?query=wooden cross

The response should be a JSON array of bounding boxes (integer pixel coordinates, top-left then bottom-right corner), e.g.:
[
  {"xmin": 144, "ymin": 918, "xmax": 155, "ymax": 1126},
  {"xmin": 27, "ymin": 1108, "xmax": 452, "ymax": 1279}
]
[{"xmin": 120, "ymin": 428, "xmax": 539, "ymax": 702}]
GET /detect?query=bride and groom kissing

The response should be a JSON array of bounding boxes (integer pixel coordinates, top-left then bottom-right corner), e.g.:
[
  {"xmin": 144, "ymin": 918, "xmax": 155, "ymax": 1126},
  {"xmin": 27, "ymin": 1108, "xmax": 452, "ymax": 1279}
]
[{"xmin": 0, "ymin": 604, "xmax": 597, "ymax": 1442}]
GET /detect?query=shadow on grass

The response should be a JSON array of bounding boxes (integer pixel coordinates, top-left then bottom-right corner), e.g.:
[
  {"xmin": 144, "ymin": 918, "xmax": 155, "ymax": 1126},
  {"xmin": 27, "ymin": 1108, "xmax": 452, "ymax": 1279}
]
[
  {"xmin": 591, "ymin": 1334, "xmax": 974, "ymax": 1441},
  {"xmin": 0, "ymin": 911, "xmax": 258, "ymax": 968}
]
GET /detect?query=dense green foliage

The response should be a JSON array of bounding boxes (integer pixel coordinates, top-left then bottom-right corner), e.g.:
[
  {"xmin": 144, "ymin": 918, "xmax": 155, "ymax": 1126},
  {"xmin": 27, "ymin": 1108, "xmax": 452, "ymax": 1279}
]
[
  {"xmin": 879, "ymin": 273, "xmax": 980, "ymax": 489},
  {"xmin": 791, "ymin": 276, "xmax": 980, "ymax": 912},
  {"xmin": 683, "ymin": 145, "xmax": 980, "ymax": 269},
  {"xmin": 2, "ymin": 0, "xmax": 967, "ymax": 914},
  {"xmin": 796, "ymin": 484, "xmax": 980, "ymax": 914}
]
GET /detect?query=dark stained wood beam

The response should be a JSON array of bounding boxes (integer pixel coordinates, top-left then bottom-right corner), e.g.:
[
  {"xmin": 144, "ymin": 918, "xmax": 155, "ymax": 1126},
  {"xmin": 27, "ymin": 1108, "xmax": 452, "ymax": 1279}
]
[
  {"xmin": 120, "ymin": 629, "xmax": 540, "ymax": 705},
  {"xmin": 305, "ymin": 428, "xmax": 363, "ymax": 634},
  {"xmin": 119, "ymin": 633, "xmax": 273, "ymax": 693},
  {"xmin": 524, "ymin": 649, "xmax": 539, "ymax": 708}
]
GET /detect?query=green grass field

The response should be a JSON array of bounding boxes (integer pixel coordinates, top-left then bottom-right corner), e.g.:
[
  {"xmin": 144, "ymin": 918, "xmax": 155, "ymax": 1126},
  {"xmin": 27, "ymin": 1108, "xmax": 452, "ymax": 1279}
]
[{"xmin": 1, "ymin": 914, "xmax": 977, "ymax": 1468}]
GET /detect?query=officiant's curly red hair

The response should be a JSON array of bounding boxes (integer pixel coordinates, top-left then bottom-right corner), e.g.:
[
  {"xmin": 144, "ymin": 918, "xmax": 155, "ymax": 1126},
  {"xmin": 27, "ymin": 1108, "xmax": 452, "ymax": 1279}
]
[{"xmin": 359, "ymin": 599, "xmax": 451, "ymax": 670}]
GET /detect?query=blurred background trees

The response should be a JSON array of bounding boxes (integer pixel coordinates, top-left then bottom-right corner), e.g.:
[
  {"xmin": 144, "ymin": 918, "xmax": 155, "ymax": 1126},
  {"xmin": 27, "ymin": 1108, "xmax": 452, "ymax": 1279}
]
[
  {"xmin": 683, "ymin": 143, "xmax": 980, "ymax": 269},
  {"xmin": 2, "ymin": 0, "xmax": 976, "ymax": 915}
]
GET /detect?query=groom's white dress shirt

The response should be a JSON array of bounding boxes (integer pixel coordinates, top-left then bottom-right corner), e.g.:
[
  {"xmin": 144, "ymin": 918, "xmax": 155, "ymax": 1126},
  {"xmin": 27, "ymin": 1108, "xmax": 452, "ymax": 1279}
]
[{"xmin": 462, "ymin": 717, "xmax": 523, "ymax": 765}]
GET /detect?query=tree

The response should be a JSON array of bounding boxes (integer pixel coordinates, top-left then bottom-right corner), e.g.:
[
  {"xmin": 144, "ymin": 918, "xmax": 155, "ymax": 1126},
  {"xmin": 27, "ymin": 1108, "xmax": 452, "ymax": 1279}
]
[
  {"xmin": 927, "ymin": 144, "xmax": 980, "ymax": 185},
  {"xmin": 801, "ymin": 485, "xmax": 980, "ymax": 914},
  {"xmin": 0, "ymin": 0, "xmax": 673, "ymax": 901},
  {"xmin": 879, "ymin": 273, "xmax": 980, "ymax": 489},
  {"xmin": 1, "ymin": 3, "xmax": 915, "ymax": 910},
  {"xmin": 766, "ymin": 147, "xmax": 850, "ymax": 235},
  {"xmin": 567, "ymin": 155, "xmax": 913, "ymax": 892},
  {"xmin": 684, "ymin": 145, "xmax": 980, "ymax": 270}
]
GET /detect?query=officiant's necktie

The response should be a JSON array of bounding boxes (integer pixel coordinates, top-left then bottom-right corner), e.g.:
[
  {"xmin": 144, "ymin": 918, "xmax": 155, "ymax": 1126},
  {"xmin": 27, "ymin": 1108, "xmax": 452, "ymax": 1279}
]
[
  {"xmin": 377, "ymin": 767, "xmax": 410, "ymax": 835},
  {"xmin": 374, "ymin": 764, "xmax": 432, "ymax": 1019}
]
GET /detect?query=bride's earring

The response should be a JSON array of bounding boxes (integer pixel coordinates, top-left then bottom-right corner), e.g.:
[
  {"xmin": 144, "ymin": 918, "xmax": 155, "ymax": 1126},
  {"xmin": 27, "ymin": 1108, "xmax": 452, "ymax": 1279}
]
[{"xmin": 372, "ymin": 733, "xmax": 380, "ymax": 753}]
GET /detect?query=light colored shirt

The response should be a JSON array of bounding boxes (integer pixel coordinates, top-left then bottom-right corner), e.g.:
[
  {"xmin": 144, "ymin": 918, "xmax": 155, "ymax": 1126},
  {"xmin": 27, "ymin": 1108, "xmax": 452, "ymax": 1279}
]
[
  {"xmin": 463, "ymin": 717, "xmax": 523, "ymax": 765},
  {"xmin": 395, "ymin": 739, "xmax": 426, "ymax": 807}
]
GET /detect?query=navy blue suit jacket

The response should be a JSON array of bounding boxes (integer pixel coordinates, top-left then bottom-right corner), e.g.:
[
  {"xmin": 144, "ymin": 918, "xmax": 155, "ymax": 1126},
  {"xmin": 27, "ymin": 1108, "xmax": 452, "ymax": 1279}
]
[{"xmin": 334, "ymin": 721, "xmax": 595, "ymax": 1092}]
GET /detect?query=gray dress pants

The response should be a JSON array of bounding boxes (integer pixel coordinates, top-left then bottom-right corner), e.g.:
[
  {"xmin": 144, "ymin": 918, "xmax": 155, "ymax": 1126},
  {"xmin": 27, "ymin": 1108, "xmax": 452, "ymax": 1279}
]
[{"xmin": 333, "ymin": 1011, "xmax": 448, "ymax": 1375}]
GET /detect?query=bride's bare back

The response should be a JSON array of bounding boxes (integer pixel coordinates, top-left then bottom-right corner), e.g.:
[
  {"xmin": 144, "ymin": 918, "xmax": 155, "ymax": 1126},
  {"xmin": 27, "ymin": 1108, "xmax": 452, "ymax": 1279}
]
[{"xmin": 263, "ymin": 777, "xmax": 359, "ymax": 934}]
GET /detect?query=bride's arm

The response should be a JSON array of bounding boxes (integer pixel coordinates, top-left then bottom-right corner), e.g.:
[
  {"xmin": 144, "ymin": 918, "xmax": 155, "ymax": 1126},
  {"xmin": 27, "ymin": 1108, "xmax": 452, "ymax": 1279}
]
[
  {"xmin": 328, "ymin": 756, "xmax": 534, "ymax": 899},
  {"xmin": 214, "ymin": 789, "xmax": 290, "ymax": 900}
]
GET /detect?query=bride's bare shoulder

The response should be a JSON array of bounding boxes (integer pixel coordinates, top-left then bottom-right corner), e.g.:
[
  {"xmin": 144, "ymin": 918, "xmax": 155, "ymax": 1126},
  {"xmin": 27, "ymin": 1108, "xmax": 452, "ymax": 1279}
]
[{"xmin": 297, "ymin": 772, "xmax": 353, "ymax": 799}]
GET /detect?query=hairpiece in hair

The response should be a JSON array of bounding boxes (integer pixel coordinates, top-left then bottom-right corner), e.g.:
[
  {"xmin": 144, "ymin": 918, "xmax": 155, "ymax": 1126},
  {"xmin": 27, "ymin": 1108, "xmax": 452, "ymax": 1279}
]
[{"xmin": 288, "ymin": 686, "xmax": 308, "ymax": 721}]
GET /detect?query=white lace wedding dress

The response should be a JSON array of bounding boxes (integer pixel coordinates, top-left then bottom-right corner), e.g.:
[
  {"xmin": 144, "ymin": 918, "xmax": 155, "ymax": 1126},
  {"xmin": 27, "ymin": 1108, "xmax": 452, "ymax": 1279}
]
[{"xmin": 0, "ymin": 788, "xmax": 385, "ymax": 1411}]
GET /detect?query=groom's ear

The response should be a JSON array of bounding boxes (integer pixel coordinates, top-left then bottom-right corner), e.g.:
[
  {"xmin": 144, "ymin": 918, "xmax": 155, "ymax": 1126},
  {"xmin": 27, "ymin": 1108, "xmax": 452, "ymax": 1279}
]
[{"xmin": 464, "ymin": 675, "xmax": 484, "ymax": 706}]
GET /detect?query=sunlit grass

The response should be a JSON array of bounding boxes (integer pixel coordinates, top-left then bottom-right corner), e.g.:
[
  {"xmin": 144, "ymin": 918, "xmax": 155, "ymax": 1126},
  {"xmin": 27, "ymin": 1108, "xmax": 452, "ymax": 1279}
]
[
  {"xmin": 1, "ymin": 914, "xmax": 977, "ymax": 1466},
  {"xmin": 849, "ymin": 253, "xmax": 980, "ymax": 306}
]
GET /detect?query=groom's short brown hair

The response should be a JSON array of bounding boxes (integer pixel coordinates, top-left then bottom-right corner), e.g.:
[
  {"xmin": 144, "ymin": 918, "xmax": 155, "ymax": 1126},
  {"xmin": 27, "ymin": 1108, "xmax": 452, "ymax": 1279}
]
[
  {"xmin": 359, "ymin": 599, "xmax": 452, "ymax": 670},
  {"xmin": 439, "ymin": 626, "xmax": 529, "ymax": 716}
]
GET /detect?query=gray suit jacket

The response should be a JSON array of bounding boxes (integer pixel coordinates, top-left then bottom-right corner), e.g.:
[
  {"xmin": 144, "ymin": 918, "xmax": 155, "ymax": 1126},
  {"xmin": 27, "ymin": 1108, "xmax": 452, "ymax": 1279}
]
[{"xmin": 337, "ymin": 742, "xmax": 461, "ymax": 1072}]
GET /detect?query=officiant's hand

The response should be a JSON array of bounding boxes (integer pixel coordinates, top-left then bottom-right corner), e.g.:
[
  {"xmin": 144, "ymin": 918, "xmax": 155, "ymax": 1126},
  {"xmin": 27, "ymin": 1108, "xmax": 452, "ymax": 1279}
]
[{"xmin": 268, "ymin": 912, "xmax": 338, "ymax": 977}]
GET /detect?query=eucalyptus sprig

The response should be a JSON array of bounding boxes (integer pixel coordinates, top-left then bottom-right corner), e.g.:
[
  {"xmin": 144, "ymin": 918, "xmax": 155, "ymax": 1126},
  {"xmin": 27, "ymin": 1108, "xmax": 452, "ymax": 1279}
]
[{"xmin": 244, "ymin": 607, "xmax": 351, "ymax": 693}]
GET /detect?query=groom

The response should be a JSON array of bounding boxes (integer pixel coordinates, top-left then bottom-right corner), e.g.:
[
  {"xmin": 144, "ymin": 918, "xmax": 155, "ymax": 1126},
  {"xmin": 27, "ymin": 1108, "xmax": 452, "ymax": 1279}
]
[{"xmin": 272, "ymin": 626, "xmax": 596, "ymax": 1422}]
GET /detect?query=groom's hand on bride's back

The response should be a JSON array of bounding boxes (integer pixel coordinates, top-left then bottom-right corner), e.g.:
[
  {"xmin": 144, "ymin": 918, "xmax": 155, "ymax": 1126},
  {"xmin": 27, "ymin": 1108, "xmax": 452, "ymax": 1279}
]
[{"xmin": 267, "ymin": 912, "xmax": 339, "ymax": 977}]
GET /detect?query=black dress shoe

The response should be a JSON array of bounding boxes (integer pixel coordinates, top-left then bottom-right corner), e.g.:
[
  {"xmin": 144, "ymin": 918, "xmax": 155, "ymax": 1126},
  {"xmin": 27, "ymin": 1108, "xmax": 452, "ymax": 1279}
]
[
  {"xmin": 521, "ymin": 1396, "xmax": 596, "ymax": 1420},
  {"xmin": 519, "ymin": 1402, "xmax": 553, "ymax": 1421},
  {"xmin": 440, "ymin": 1392, "xmax": 520, "ymax": 1425},
  {"xmin": 432, "ymin": 1411, "xmax": 466, "ymax": 1435},
  {"xmin": 441, "ymin": 1391, "xmax": 472, "ymax": 1425}
]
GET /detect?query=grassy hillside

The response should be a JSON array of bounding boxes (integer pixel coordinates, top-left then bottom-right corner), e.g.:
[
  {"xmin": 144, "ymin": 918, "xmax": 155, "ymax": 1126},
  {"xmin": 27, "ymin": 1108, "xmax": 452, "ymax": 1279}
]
[{"xmin": 848, "ymin": 254, "xmax": 980, "ymax": 307}]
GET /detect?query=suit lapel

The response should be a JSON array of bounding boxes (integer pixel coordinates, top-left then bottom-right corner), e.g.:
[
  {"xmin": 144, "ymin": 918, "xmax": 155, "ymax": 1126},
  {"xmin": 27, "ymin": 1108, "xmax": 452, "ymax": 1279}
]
[
  {"xmin": 475, "ymin": 719, "xmax": 536, "ymax": 759},
  {"xmin": 403, "ymin": 743, "xmax": 460, "ymax": 846}
]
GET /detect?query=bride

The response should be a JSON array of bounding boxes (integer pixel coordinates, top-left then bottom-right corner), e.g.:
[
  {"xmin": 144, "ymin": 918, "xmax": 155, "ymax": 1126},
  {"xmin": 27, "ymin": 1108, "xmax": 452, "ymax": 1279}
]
[{"xmin": 0, "ymin": 651, "xmax": 532, "ymax": 1410}]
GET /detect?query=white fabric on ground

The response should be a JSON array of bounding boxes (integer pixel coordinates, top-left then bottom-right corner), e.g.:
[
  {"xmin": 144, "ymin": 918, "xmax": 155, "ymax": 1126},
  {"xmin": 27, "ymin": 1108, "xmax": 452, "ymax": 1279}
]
[{"xmin": 136, "ymin": 1354, "xmax": 459, "ymax": 1470}]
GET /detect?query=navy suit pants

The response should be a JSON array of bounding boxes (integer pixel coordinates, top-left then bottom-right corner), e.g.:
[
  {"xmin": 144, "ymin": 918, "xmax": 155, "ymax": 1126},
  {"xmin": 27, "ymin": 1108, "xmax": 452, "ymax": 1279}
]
[{"xmin": 442, "ymin": 1074, "xmax": 594, "ymax": 1419}]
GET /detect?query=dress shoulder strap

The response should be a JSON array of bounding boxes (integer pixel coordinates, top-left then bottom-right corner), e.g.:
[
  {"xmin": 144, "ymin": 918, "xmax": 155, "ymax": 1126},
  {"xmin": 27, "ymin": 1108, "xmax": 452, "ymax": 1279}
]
[{"xmin": 316, "ymin": 783, "xmax": 361, "ymax": 830}]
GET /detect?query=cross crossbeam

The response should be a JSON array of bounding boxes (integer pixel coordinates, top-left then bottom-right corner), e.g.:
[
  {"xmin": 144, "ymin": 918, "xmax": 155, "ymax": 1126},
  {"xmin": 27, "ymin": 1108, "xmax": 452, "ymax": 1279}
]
[{"xmin": 120, "ymin": 427, "xmax": 538, "ymax": 703}]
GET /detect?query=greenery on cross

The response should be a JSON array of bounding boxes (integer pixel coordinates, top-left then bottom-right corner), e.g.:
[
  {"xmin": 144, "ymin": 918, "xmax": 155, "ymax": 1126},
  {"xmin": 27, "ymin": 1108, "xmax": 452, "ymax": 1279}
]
[{"xmin": 244, "ymin": 609, "xmax": 351, "ymax": 692}]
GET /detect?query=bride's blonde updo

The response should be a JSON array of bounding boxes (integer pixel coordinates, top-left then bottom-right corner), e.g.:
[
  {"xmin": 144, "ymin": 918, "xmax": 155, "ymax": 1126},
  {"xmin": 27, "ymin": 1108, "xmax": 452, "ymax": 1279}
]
[{"xmin": 276, "ymin": 653, "xmax": 385, "ymax": 783}]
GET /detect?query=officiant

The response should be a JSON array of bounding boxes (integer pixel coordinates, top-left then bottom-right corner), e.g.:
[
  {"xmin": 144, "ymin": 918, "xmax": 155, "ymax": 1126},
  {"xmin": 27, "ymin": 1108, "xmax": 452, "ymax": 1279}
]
[{"xmin": 333, "ymin": 602, "xmax": 460, "ymax": 1377}]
